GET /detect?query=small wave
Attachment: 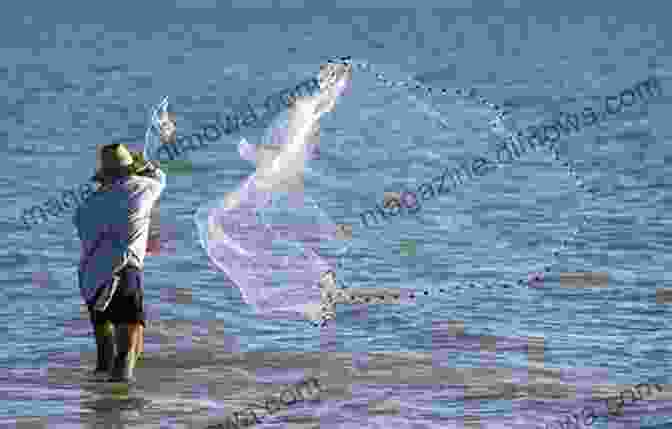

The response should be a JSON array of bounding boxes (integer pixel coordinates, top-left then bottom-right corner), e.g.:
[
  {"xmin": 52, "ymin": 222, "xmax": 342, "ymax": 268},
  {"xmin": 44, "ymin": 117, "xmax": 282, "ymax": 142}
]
[{"xmin": 88, "ymin": 64, "xmax": 128, "ymax": 75}]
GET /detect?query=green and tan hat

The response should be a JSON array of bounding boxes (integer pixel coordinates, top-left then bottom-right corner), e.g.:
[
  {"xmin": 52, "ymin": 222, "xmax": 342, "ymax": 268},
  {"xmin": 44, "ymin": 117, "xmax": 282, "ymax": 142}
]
[{"xmin": 91, "ymin": 143, "xmax": 153, "ymax": 182}]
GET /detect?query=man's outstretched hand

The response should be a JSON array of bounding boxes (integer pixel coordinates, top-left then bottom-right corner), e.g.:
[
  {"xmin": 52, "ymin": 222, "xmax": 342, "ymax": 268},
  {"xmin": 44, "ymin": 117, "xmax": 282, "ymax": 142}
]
[{"xmin": 131, "ymin": 151, "xmax": 160, "ymax": 175}]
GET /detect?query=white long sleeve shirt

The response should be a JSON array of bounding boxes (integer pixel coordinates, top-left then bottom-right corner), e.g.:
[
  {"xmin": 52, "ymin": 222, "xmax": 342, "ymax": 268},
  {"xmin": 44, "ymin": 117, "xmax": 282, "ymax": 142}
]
[{"xmin": 74, "ymin": 169, "xmax": 166, "ymax": 304}]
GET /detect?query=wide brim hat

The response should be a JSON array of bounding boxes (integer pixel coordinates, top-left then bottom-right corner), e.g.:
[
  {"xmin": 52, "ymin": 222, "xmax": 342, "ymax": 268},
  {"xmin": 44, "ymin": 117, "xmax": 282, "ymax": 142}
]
[{"xmin": 90, "ymin": 143, "xmax": 153, "ymax": 182}]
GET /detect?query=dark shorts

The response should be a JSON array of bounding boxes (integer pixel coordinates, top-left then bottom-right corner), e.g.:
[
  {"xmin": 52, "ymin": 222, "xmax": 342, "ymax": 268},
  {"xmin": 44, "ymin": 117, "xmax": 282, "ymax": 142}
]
[{"xmin": 89, "ymin": 267, "xmax": 146, "ymax": 327}]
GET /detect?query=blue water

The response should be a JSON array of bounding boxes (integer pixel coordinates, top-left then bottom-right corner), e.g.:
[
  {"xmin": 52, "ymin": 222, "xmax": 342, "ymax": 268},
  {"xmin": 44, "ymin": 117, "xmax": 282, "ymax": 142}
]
[{"xmin": 0, "ymin": 1, "xmax": 670, "ymax": 428}]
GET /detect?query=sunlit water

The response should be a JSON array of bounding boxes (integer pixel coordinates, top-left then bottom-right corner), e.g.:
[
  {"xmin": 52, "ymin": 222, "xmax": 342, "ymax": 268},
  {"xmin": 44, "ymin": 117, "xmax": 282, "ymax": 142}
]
[{"xmin": 0, "ymin": 2, "xmax": 671, "ymax": 428}]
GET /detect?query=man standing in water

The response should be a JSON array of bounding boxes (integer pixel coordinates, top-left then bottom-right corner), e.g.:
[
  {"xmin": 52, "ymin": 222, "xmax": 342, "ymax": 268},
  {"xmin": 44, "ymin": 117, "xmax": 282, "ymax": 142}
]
[{"xmin": 74, "ymin": 143, "xmax": 166, "ymax": 382}]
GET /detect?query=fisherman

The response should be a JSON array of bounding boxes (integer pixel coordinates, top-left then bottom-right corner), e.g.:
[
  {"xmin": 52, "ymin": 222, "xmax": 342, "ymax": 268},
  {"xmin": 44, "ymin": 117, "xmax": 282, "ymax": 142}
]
[{"xmin": 74, "ymin": 143, "xmax": 166, "ymax": 382}]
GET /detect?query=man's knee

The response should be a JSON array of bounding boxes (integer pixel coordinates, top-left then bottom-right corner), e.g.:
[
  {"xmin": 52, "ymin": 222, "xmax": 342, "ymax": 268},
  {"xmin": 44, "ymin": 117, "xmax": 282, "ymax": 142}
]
[{"xmin": 126, "ymin": 322, "xmax": 144, "ymax": 333}]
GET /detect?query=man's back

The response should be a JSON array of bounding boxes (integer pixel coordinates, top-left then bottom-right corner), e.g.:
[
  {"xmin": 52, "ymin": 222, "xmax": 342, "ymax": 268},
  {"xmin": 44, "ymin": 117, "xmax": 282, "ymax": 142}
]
[{"xmin": 74, "ymin": 171, "xmax": 165, "ymax": 304}]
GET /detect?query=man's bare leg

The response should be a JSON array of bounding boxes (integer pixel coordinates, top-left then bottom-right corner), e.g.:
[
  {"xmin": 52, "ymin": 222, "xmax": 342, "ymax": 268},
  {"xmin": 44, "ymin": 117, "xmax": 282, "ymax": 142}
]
[
  {"xmin": 128, "ymin": 322, "xmax": 142, "ymax": 358},
  {"xmin": 135, "ymin": 324, "xmax": 144, "ymax": 363},
  {"xmin": 109, "ymin": 322, "xmax": 142, "ymax": 382}
]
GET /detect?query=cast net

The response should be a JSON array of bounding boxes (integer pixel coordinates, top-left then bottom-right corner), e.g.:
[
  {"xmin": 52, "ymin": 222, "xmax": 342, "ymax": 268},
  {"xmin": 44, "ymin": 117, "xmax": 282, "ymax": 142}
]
[{"xmin": 194, "ymin": 62, "xmax": 354, "ymax": 325}]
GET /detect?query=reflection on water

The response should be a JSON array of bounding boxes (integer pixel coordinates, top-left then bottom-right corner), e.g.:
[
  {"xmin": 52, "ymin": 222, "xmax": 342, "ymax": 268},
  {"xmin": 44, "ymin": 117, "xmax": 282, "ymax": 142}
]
[{"xmin": 3, "ymin": 322, "xmax": 670, "ymax": 428}]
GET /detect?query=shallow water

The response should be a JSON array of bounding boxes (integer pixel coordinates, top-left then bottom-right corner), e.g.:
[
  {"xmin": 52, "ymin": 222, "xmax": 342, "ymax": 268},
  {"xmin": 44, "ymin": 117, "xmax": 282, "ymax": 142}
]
[{"xmin": 1, "ymin": 2, "xmax": 671, "ymax": 428}]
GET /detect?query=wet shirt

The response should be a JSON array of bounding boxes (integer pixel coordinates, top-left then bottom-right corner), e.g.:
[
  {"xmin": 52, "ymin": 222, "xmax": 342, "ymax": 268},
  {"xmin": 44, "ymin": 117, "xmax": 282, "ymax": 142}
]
[{"xmin": 73, "ymin": 169, "xmax": 166, "ymax": 304}]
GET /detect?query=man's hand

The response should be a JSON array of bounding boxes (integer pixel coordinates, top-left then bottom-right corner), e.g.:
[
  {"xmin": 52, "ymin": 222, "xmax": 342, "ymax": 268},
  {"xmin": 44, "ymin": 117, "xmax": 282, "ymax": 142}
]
[{"xmin": 131, "ymin": 151, "xmax": 160, "ymax": 175}]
